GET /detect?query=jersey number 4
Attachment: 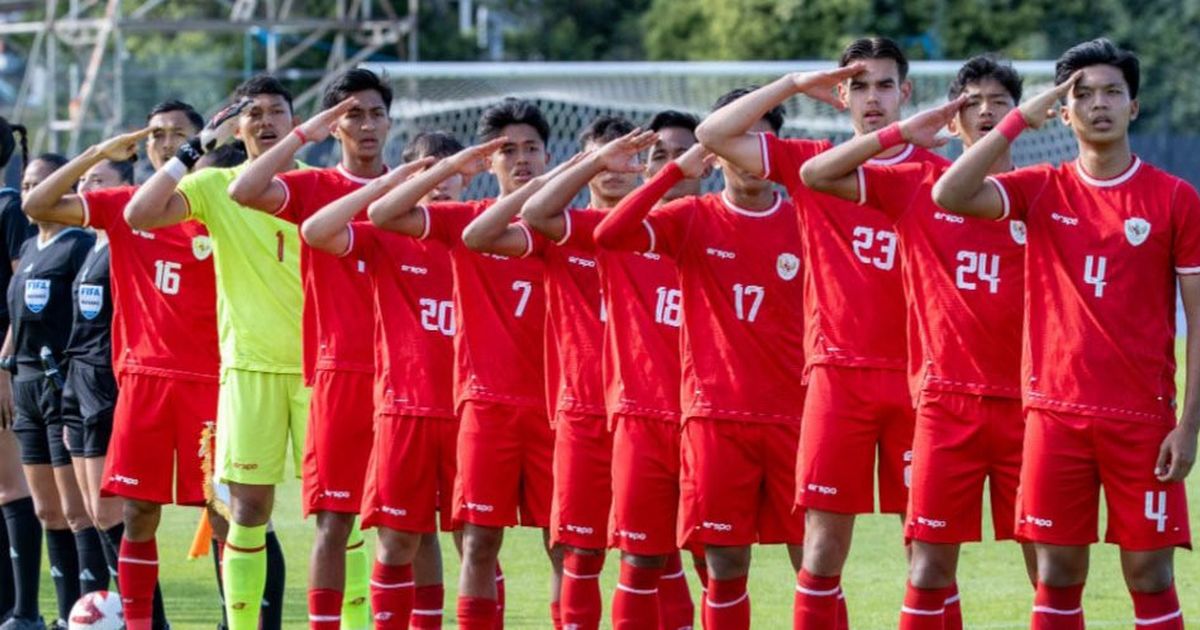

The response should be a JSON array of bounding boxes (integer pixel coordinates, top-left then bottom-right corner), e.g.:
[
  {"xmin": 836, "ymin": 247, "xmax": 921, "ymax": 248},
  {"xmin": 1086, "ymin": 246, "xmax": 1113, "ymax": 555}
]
[{"xmin": 154, "ymin": 260, "xmax": 182, "ymax": 295}]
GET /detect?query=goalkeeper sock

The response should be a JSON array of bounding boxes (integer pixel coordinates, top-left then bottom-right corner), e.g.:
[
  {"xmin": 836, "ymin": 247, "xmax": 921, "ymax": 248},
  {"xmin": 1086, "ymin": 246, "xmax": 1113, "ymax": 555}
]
[
  {"xmin": 261, "ymin": 529, "xmax": 286, "ymax": 630},
  {"xmin": 341, "ymin": 524, "xmax": 371, "ymax": 630},
  {"xmin": 223, "ymin": 523, "xmax": 268, "ymax": 630}
]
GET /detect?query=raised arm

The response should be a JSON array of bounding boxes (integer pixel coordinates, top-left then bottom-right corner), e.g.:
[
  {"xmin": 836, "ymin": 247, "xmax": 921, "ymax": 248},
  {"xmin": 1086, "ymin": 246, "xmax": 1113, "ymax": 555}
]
[
  {"xmin": 934, "ymin": 73, "xmax": 1080, "ymax": 219},
  {"xmin": 300, "ymin": 157, "xmax": 432, "ymax": 255},
  {"xmin": 521, "ymin": 129, "xmax": 656, "ymax": 241},
  {"xmin": 594, "ymin": 143, "xmax": 713, "ymax": 251},
  {"xmin": 695, "ymin": 65, "xmax": 862, "ymax": 176},
  {"xmin": 462, "ymin": 153, "xmax": 591, "ymax": 255},
  {"xmin": 25, "ymin": 127, "xmax": 151, "ymax": 225},
  {"xmin": 368, "ymin": 138, "xmax": 507, "ymax": 236},
  {"xmin": 228, "ymin": 98, "xmax": 354, "ymax": 212},
  {"xmin": 801, "ymin": 97, "xmax": 964, "ymax": 201}
]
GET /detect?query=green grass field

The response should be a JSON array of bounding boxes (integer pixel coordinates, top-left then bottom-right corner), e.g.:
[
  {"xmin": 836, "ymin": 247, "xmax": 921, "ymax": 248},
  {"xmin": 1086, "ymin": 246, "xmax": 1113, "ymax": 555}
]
[{"xmin": 38, "ymin": 347, "xmax": 1200, "ymax": 628}]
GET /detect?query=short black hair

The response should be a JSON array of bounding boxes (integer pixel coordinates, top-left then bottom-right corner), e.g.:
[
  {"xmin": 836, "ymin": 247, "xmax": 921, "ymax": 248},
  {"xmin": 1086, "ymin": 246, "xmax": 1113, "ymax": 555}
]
[
  {"xmin": 198, "ymin": 142, "xmax": 248, "ymax": 170},
  {"xmin": 104, "ymin": 159, "xmax": 136, "ymax": 185},
  {"xmin": 402, "ymin": 131, "xmax": 464, "ymax": 163},
  {"xmin": 647, "ymin": 110, "xmax": 700, "ymax": 134},
  {"xmin": 0, "ymin": 115, "xmax": 29, "ymax": 171},
  {"xmin": 1055, "ymin": 38, "xmax": 1140, "ymax": 99},
  {"xmin": 477, "ymin": 98, "xmax": 550, "ymax": 144},
  {"xmin": 713, "ymin": 88, "xmax": 784, "ymax": 134},
  {"xmin": 322, "ymin": 68, "xmax": 393, "ymax": 110},
  {"xmin": 30, "ymin": 152, "xmax": 69, "ymax": 171},
  {"xmin": 948, "ymin": 54, "xmax": 1024, "ymax": 103},
  {"xmin": 579, "ymin": 115, "xmax": 634, "ymax": 149},
  {"xmin": 147, "ymin": 99, "xmax": 204, "ymax": 134},
  {"xmin": 235, "ymin": 74, "xmax": 295, "ymax": 113},
  {"xmin": 840, "ymin": 36, "xmax": 910, "ymax": 82}
]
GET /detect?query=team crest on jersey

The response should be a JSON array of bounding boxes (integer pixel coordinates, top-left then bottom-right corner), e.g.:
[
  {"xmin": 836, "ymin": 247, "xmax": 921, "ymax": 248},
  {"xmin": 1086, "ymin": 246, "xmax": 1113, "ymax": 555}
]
[
  {"xmin": 191, "ymin": 235, "xmax": 213, "ymax": 260},
  {"xmin": 1010, "ymin": 220, "xmax": 1027, "ymax": 246},
  {"xmin": 776, "ymin": 252, "xmax": 800, "ymax": 281},
  {"xmin": 24, "ymin": 279, "xmax": 50, "ymax": 314},
  {"xmin": 79, "ymin": 284, "xmax": 104, "ymax": 320},
  {"xmin": 1125, "ymin": 218, "xmax": 1150, "ymax": 247}
]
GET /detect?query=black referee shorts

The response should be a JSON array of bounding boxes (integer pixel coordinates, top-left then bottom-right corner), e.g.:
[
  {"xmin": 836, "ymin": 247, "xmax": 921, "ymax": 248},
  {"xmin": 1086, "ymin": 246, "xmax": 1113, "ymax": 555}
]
[
  {"xmin": 12, "ymin": 376, "xmax": 71, "ymax": 467},
  {"xmin": 63, "ymin": 361, "xmax": 118, "ymax": 459}
]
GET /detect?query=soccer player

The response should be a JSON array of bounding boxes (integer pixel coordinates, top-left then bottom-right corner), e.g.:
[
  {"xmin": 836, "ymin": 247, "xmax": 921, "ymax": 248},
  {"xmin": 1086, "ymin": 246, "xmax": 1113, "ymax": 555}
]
[
  {"xmin": 695, "ymin": 39, "xmax": 948, "ymax": 627},
  {"xmin": 645, "ymin": 110, "xmax": 706, "ymax": 203},
  {"xmin": 123, "ymin": 77, "xmax": 311, "ymax": 630},
  {"xmin": 6, "ymin": 153, "xmax": 95, "ymax": 630},
  {"xmin": 932, "ymin": 38, "xmax": 1195, "ymax": 629},
  {"xmin": 797, "ymin": 55, "xmax": 1037, "ymax": 628},
  {"xmin": 517, "ymin": 117, "xmax": 698, "ymax": 630},
  {"xmin": 21, "ymin": 101, "xmax": 234, "ymax": 630},
  {"xmin": 226, "ymin": 67, "xmax": 397, "ymax": 629},
  {"xmin": 0, "ymin": 117, "xmax": 40, "ymax": 630},
  {"xmin": 464, "ymin": 117, "xmax": 653, "ymax": 630},
  {"xmin": 593, "ymin": 90, "xmax": 807, "ymax": 630},
  {"xmin": 366, "ymin": 99, "xmax": 559, "ymax": 630}
]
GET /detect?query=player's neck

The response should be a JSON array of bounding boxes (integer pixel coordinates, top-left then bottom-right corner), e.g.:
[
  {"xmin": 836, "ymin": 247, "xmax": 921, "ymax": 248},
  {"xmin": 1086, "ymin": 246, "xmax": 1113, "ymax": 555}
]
[
  {"xmin": 588, "ymin": 187, "xmax": 621, "ymax": 210},
  {"xmin": 724, "ymin": 186, "xmax": 775, "ymax": 210},
  {"xmin": 340, "ymin": 154, "xmax": 386, "ymax": 180},
  {"xmin": 1076, "ymin": 138, "xmax": 1134, "ymax": 181},
  {"xmin": 36, "ymin": 221, "xmax": 67, "ymax": 242}
]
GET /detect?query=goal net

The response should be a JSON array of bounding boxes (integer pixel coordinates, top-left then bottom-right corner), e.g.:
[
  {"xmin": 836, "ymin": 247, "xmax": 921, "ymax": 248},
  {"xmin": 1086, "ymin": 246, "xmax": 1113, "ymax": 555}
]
[{"xmin": 360, "ymin": 60, "xmax": 1079, "ymax": 199}]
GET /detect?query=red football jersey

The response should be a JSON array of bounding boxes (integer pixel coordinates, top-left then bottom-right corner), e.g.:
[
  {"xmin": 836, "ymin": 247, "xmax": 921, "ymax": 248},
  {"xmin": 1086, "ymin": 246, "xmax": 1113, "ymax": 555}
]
[
  {"xmin": 523, "ymin": 216, "xmax": 606, "ymax": 418},
  {"xmin": 347, "ymin": 221, "xmax": 455, "ymax": 419},
  {"xmin": 990, "ymin": 156, "xmax": 1200, "ymax": 424},
  {"xmin": 274, "ymin": 166, "xmax": 377, "ymax": 381},
  {"xmin": 422, "ymin": 200, "xmax": 546, "ymax": 410},
  {"xmin": 860, "ymin": 162, "xmax": 1024, "ymax": 399},
  {"xmin": 81, "ymin": 186, "xmax": 219, "ymax": 381},
  {"xmin": 640, "ymin": 191, "xmax": 806, "ymax": 424},
  {"xmin": 564, "ymin": 208, "xmax": 682, "ymax": 422},
  {"xmin": 760, "ymin": 134, "xmax": 949, "ymax": 372}
]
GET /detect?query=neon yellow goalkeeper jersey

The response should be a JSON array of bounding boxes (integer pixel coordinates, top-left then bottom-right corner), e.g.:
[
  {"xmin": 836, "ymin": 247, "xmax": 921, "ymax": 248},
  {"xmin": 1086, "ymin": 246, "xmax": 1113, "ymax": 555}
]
[{"xmin": 177, "ymin": 162, "xmax": 304, "ymax": 374}]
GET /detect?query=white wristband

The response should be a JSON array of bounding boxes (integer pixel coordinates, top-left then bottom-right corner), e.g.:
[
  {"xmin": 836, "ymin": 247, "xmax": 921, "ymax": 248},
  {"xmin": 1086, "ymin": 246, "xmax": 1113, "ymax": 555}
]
[{"xmin": 163, "ymin": 157, "xmax": 188, "ymax": 183}]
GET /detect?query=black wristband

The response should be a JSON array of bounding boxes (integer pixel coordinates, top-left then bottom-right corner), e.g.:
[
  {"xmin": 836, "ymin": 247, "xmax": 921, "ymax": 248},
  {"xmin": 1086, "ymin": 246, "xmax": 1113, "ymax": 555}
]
[
  {"xmin": 175, "ymin": 137, "xmax": 204, "ymax": 170},
  {"xmin": 0, "ymin": 355, "xmax": 15, "ymax": 374}
]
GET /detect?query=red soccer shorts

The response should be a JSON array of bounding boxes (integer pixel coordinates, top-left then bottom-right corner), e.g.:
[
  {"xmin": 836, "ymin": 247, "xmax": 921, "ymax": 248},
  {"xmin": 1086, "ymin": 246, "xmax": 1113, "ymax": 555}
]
[
  {"xmin": 1015, "ymin": 408, "xmax": 1191, "ymax": 551},
  {"xmin": 101, "ymin": 373, "xmax": 218, "ymax": 506},
  {"xmin": 452, "ymin": 400, "xmax": 554, "ymax": 529},
  {"xmin": 796, "ymin": 365, "xmax": 913, "ymax": 514},
  {"xmin": 550, "ymin": 411, "xmax": 613, "ymax": 549},
  {"xmin": 361, "ymin": 414, "xmax": 458, "ymax": 533},
  {"xmin": 302, "ymin": 369, "xmax": 375, "ymax": 516},
  {"xmin": 678, "ymin": 417, "xmax": 804, "ymax": 547},
  {"xmin": 609, "ymin": 414, "xmax": 684, "ymax": 556},
  {"xmin": 905, "ymin": 391, "xmax": 1023, "ymax": 544}
]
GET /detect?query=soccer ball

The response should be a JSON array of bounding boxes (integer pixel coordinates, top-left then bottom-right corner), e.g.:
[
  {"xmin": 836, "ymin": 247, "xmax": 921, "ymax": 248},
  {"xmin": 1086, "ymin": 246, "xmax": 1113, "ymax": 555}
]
[{"xmin": 67, "ymin": 591, "xmax": 123, "ymax": 630}]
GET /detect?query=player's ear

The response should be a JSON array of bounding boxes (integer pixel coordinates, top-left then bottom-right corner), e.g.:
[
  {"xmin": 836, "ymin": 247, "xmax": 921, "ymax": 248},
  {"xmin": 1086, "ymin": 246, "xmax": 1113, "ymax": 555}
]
[
  {"xmin": 701, "ymin": 164, "xmax": 715, "ymax": 179},
  {"xmin": 1129, "ymin": 98, "xmax": 1140, "ymax": 121},
  {"xmin": 946, "ymin": 113, "xmax": 961, "ymax": 139},
  {"xmin": 291, "ymin": 115, "xmax": 301, "ymax": 129},
  {"xmin": 1059, "ymin": 102, "xmax": 1072, "ymax": 127},
  {"xmin": 837, "ymin": 82, "xmax": 850, "ymax": 109},
  {"xmin": 900, "ymin": 79, "xmax": 913, "ymax": 104}
]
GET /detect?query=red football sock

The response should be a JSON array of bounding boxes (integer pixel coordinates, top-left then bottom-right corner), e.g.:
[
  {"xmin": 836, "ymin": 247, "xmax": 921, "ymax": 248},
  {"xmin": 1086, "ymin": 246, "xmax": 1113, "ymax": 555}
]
[
  {"xmin": 899, "ymin": 582, "xmax": 948, "ymax": 630},
  {"xmin": 551, "ymin": 600, "xmax": 563, "ymax": 630},
  {"xmin": 118, "ymin": 537, "xmax": 158, "ymax": 630},
  {"xmin": 704, "ymin": 575, "xmax": 749, "ymax": 630},
  {"xmin": 562, "ymin": 550, "xmax": 606, "ymax": 630},
  {"xmin": 837, "ymin": 588, "xmax": 849, "ymax": 630},
  {"xmin": 943, "ymin": 584, "xmax": 962, "ymax": 630},
  {"xmin": 658, "ymin": 552, "xmax": 695, "ymax": 630},
  {"xmin": 370, "ymin": 561, "xmax": 414, "ymax": 629},
  {"xmin": 494, "ymin": 563, "xmax": 506, "ymax": 630},
  {"xmin": 307, "ymin": 588, "xmax": 343, "ymax": 629},
  {"xmin": 457, "ymin": 596, "xmax": 497, "ymax": 630},
  {"xmin": 793, "ymin": 570, "xmax": 840, "ymax": 630},
  {"xmin": 1032, "ymin": 582, "xmax": 1084, "ymax": 630},
  {"xmin": 611, "ymin": 559, "xmax": 662, "ymax": 630},
  {"xmin": 411, "ymin": 584, "xmax": 444, "ymax": 629},
  {"xmin": 1132, "ymin": 584, "xmax": 1183, "ymax": 629}
]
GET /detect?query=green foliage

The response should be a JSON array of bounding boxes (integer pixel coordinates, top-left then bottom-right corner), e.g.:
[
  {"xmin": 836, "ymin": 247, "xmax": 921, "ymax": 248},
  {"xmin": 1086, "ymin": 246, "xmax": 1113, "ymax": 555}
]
[{"xmin": 497, "ymin": 0, "xmax": 651, "ymax": 60}]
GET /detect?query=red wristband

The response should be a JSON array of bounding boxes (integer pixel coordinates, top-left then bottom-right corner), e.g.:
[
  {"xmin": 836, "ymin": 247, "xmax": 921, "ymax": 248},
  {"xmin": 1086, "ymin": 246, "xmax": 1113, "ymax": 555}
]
[
  {"xmin": 292, "ymin": 128, "xmax": 308, "ymax": 144},
  {"xmin": 996, "ymin": 109, "xmax": 1029, "ymax": 143},
  {"xmin": 877, "ymin": 122, "xmax": 905, "ymax": 150}
]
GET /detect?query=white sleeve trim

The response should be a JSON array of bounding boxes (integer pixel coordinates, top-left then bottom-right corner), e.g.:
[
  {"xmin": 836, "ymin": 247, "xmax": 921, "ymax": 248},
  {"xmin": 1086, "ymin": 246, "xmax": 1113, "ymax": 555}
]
[
  {"xmin": 516, "ymin": 221, "xmax": 535, "ymax": 258},
  {"xmin": 271, "ymin": 176, "xmax": 290, "ymax": 216},
  {"xmin": 79, "ymin": 193, "xmax": 92, "ymax": 228},
  {"xmin": 642, "ymin": 219, "xmax": 657, "ymax": 254},
  {"xmin": 337, "ymin": 224, "xmax": 355, "ymax": 258},
  {"xmin": 417, "ymin": 205, "xmax": 432, "ymax": 240},
  {"xmin": 757, "ymin": 132, "xmax": 772, "ymax": 179},
  {"xmin": 855, "ymin": 167, "xmax": 867, "ymax": 206},
  {"xmin": 554, "ymin": 208, "xmax": 573, "ymax": 246},
  {"xmin": 986, "ymin": 176, "xmax": 1011, "ymax": 221},
  {"xmin": 1177, "ymin": 265, "xmax": 1200, "ymax": 275}
]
